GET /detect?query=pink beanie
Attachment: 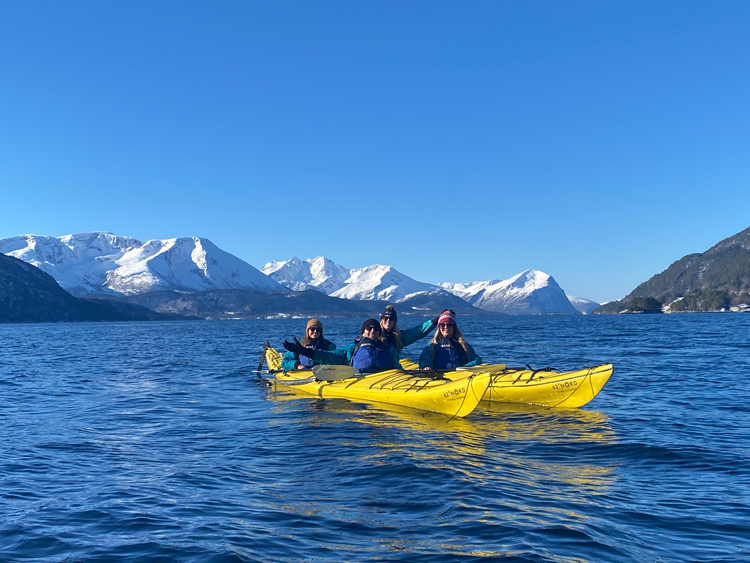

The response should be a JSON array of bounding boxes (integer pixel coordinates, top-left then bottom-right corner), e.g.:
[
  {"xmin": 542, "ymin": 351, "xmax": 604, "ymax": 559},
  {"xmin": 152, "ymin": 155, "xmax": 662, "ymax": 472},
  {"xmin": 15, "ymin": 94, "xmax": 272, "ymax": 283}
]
[{"xmin": 438, "ymin": 310, "xmax": 456, "ymax": 325}]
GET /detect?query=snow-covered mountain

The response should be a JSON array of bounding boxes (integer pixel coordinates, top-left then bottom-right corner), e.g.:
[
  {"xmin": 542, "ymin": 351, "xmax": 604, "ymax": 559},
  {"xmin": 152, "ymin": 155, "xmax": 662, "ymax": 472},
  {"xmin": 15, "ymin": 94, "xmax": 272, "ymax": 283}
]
[
  {"xmin": 262, "ymin": 257, "xmax": 440, "ymax": 302},
  {"xmin": 0, "ymin": 232, "xmax": 285, "ymax": 296},
  {"xmin": 330, "ymin": 265, "xmax": 441, "ymax": 302},
  {"xmin": 265, "ymin": 257, "xmax": 583, "ymax": 314},
  {"xmin": 262, "ymin": 256, "xmax": 351, "ymax": 294},
  {"xmin": 566, "ymin": 295, "xmax": 600, "ymax": 314},
  {"xmin": 439, "ymin": 270, "xmax": 580, "ymax": 314},
  {"xmin": 2, "ymin": 235, "xmax": 592, "ymax": 314}
]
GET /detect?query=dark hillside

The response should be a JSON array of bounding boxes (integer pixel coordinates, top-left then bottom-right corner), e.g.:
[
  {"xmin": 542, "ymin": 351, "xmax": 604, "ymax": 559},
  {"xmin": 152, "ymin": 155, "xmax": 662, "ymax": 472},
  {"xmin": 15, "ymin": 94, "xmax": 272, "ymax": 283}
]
[
  {"xmin": 113, "ymin": 288, "xmax": 489, "ymax": 319},
  {"xmin": 0, "ymin": 254, "xmax": 179, "ymax": 323},
  {"xmin": 594, "ymin": 226, "xmax": 750, "ymax": 313}
]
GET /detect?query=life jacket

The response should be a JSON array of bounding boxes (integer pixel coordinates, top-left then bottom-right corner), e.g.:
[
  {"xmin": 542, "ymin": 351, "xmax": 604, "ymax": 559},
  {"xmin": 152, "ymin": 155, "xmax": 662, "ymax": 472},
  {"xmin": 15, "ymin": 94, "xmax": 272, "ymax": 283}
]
[
  {"xmin": 351, "ymin": 337, "xmax": 395, "ymax": 371},
  {"xmin": 431, "ymin": 337, "xmax": 468, "ymax": 370},
  {"xmin": 298, "ymin": 338, "xmax": 331, "ymax": 367},
  {"xmin": 381, "ymin": 330, "xmax": 403, "ymax": 352}
]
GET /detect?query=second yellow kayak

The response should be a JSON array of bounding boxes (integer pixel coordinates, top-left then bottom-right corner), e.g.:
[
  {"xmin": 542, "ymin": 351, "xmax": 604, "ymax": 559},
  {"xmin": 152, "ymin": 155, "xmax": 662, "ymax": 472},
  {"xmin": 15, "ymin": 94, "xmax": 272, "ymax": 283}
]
[{"xmin": 399, "ymin": 359, "xmax": 613, "ymax": 408}]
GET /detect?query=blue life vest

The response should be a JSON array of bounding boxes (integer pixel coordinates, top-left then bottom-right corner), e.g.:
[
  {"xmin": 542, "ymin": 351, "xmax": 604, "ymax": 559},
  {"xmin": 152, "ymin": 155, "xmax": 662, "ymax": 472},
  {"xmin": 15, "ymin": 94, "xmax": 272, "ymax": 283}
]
[
  {"xmin": 432, "ymin": 338, "xmax": 467, "ymax": 370},
  {"xmin": 351, "ymin": 338, "xmax": 395, "ymax": 371},
  {"xmin": 299, "ymin": 338, "xmax": 330, "ymax": 367}
]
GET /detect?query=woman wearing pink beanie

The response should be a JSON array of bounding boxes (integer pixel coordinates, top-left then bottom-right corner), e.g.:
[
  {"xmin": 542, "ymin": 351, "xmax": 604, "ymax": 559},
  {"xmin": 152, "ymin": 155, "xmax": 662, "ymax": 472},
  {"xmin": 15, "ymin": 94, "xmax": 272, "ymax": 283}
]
[{"xmin": 418, "ymin": 309, "xmax": 481, "ymax": 370}]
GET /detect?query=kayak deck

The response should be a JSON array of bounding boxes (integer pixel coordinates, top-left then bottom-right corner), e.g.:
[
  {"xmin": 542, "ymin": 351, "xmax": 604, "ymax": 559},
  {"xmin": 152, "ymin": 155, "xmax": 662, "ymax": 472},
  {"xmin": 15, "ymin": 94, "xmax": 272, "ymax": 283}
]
[{"xmin": 399, "ymin": 359, "xmax": 613, "ymax": 408}]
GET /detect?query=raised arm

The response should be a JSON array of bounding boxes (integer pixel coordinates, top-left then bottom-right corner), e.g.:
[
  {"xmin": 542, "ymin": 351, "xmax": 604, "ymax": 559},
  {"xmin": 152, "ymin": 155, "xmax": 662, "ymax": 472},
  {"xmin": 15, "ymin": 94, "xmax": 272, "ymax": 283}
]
[
  {"xmin": 399, "ymin": 318, "xmax": 437, "ymax": 349},
  {"xmin": 311, "ymin": 343, "xmax": 354, "ymax": 366}
]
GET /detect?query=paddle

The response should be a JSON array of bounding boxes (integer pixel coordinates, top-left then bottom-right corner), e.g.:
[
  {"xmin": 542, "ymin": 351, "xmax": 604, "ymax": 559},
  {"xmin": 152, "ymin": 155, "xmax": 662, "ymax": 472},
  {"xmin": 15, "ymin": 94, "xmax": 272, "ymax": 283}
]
[
  {"xmin": 311, "ymin": 365, "xmax": 367, "ymax": 381},
  {"xmin": 256, "ymin": 340, "xmax": 269, "ymax": 373}
]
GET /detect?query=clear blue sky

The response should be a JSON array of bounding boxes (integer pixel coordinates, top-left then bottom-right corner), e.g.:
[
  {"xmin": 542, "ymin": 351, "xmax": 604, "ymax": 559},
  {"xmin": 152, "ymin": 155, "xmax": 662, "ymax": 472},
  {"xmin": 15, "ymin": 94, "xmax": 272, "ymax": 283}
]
[{"xmin": 2, "ymin": 1, "xmax": 749, "ymax": 303}]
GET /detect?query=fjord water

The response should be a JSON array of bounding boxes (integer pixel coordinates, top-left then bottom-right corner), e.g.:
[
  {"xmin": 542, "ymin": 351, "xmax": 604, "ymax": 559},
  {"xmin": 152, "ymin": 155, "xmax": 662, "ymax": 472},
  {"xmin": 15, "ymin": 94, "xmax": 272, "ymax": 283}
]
[{"xmin": 1, "ymin": 315, "xmax": 748, "ymax": 563}]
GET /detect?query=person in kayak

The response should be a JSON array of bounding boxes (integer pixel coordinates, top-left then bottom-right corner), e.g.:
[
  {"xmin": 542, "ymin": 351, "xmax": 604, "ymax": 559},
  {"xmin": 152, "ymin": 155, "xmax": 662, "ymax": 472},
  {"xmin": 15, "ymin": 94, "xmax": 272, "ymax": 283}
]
[
  {"xmin": 281, "ymin": 318, "xmax": 336, "ymax": 371},
  {"xmin": 283, "ymin": 318, "xmax": 399, "ymax": 372},
  {"xmin": 418, "ymin": 309, "xmax": 482, "ymax": 370},
  {"xmin": 379, "ymin": 305, "xmax": 437, "ymax": 358}
]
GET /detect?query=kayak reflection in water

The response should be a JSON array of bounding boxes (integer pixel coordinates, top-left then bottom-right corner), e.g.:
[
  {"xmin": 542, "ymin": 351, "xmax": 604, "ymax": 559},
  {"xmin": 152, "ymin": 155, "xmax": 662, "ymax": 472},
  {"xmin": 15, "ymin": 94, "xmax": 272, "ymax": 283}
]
[
  {"xmin": 283, "ymin": 318, "xmax": 400, "ymax": 372},
  {"xmin": 379, "ymin": 305, "xmax": 437, "ymax": 359},
  {"xmin": 280, "ymin": 318, "xmax": 336, "ymax": 371},
  {"xmin": 419, "ymin": 309, "xmax": 482, "ymax": 371}
]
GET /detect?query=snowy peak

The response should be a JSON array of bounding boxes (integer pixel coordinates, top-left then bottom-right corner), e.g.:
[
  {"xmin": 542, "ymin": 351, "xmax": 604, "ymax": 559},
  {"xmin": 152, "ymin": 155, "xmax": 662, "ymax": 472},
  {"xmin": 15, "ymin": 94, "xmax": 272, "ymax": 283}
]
[
  {"xmin": 333, "ymin": 264, "xmax": 439, "ymax": 302},
  {"xmin": 263, "ymin": 257, "xmax": 439, "ymax": 302},
  {"xmin": 0, "ymin": 232, "xmax": 285, "ymax": 296},
  {"xmin": 261, "ymin": 256, "xmax": 351, "ymax": 293},
  {"xmin": 441, "ymin": 269, "xmax": 579, "ymax": 314},
  {"xmin": 58, "ymin": 232, "xmax": 143, "ymax": 258},
  {"xmin": 505, "ymin": 269, "xmax": 551, "ymax": 291}
]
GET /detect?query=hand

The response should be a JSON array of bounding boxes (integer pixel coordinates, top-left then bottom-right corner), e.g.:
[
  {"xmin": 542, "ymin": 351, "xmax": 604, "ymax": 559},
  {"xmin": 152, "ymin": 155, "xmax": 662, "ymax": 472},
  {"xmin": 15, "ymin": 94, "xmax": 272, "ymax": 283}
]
[
  {"xmin": 421, "ymin": 366, "xmax": 432, "ymax": 371},
  {"xmin": 283, "ymin": 337, "xmax": 314, "ymax": 358},
  {"xmin": 431, "ymin": 316, "xmax": 439, "ymax": 326}
]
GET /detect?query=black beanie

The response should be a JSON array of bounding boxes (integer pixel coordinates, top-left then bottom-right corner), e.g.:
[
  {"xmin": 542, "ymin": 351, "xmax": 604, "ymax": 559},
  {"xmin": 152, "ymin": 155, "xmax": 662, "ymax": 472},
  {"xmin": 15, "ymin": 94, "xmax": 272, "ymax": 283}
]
[
  {"xmin": 361, "ymin": 318, "xmax": 381, "ymax": 333},
  {"xmin": 380, "ymin": 305, "xmax": 397, "ymax": 322}
]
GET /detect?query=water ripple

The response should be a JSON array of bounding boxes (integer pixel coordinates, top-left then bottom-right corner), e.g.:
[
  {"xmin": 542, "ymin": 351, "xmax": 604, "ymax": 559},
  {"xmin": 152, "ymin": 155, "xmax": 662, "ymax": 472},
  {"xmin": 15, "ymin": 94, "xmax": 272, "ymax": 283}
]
[{"xmin": 1, "ymin": 315, "xmax": 749, "ymax": 562}]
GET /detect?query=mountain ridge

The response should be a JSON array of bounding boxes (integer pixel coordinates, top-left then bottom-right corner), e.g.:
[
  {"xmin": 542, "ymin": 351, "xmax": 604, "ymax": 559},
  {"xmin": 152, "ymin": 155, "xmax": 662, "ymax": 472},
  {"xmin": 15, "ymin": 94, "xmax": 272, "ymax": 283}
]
[
  {"xmin": 265, "ymin": 257, "xmax": 585, "ymax": 314},
  {"xmin": 1, "ymin": 232, "xmax": 595, "ymax": 317},
  {"xmin": 0, "ymin": 232, "xmax": 285, "ymax": 296}
]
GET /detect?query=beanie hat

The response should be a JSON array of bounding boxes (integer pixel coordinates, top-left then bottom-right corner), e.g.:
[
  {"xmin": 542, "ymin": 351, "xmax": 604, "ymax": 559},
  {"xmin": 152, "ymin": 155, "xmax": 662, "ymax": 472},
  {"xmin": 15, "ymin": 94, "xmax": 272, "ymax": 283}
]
[
  {"xmin": 307, "ymin": 319, "xmax": 323, "ymax": 330},
  {"xmin": 438, "ymin": 309, "xmax": 456, "ymax": 325},
  {"xmin": 380, "ymin": 305, "xmax": 397, "ymax": 322},
  {"xmin": 361, "ymin": 318, "xmax": 382, "ymax": 333}
]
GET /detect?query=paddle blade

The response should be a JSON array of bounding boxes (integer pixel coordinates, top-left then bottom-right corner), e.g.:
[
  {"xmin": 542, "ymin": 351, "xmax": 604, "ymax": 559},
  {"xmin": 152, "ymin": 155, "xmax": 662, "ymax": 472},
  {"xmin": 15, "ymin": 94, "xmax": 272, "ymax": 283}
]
[
  {"xmin": 257, "ymin": 341, "xmax": 269, "ymax": 373},
  {"xmin": 312, "ymin": 365, "xmax": 363, "ymax": 381}
]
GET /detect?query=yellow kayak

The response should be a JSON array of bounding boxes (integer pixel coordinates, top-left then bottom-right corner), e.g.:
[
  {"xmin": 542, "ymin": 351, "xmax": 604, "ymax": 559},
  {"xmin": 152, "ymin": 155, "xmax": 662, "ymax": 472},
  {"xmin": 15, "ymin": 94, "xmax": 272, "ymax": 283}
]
[
  {"xmin": 399, "ymin": 359, "xmax": 613, "ymax": 408},
  {"xmin": 265, "ymin": 347, "xmax": 491, "ymax": 418}
]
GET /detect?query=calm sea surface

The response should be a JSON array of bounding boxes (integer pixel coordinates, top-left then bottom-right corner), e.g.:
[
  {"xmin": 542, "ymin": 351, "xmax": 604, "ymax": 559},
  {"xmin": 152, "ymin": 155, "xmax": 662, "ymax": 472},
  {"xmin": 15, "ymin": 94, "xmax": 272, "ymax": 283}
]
[{"xmin": 1, "ymin": 314, "xmax": 749, "ymax": 562}]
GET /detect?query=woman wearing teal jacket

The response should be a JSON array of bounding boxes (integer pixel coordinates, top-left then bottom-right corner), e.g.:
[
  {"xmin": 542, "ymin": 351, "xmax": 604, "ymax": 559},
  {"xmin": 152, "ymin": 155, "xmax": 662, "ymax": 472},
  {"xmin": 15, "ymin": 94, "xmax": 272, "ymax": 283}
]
[
  {"xmin": 379, "ymin": 305, "xmax": 437, "ymax": 358},
  {"xmin": 284, "ymin": 318, "xmax": 399, "ymax": 372},
  {"xmin": 281, "ymin": 318, "xmax": 336, "ymax": 371}
]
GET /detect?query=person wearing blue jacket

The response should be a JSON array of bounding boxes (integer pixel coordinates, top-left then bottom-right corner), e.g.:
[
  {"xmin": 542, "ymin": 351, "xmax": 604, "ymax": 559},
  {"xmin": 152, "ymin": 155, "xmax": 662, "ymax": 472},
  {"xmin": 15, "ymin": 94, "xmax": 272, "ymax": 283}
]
[
  {"xmin": 419, "ymin": 309, "xmax": 482, "ymax": 370},
  {"xmin": 379, "ymin": 305, "xmax": 437, "ymax": 358},
  {"xmin": 281, "ymin": 318, "xmax": 336, "ymax": 371},
  {"xmin": 284, "ymin": 318, "xmax": 399, "ymax": 372}
]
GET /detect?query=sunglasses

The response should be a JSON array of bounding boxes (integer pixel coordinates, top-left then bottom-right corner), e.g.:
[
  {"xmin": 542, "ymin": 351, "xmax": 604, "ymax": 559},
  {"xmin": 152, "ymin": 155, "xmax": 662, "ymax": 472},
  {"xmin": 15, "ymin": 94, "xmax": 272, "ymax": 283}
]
[
  {"xmin": 308, "ymin": 327, "xmax": 321, "ymax": 333},
  {"xmin": 363, "ymin": 326, "xmax": 381, "ymax": 332},
  {"xmin": 439, "ymin": 322, "xmax": 455, "ymax": 328}
]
